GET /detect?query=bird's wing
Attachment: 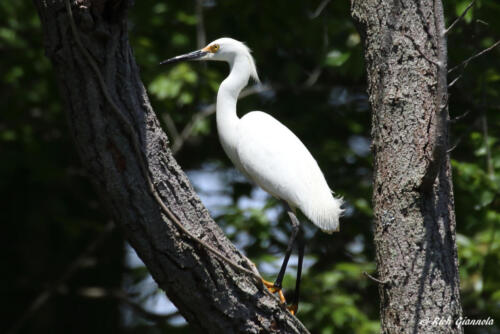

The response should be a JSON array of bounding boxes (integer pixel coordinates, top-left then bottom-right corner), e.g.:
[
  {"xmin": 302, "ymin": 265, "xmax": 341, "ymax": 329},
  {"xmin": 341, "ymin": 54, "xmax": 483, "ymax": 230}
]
[
  {"xmin": 236, "ymin": 111, "xmax": 327, "ymax": 206},
  {"xmin": 236, "ymin": 111, "xmax": 342, "ymax": 232}
]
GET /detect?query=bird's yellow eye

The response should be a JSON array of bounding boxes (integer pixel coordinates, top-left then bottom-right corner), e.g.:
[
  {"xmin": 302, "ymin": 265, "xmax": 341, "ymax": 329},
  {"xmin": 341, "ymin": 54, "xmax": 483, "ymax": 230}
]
[{"xmin": 210, "ymin": 44, "xmax": 220, "ymax": 53}]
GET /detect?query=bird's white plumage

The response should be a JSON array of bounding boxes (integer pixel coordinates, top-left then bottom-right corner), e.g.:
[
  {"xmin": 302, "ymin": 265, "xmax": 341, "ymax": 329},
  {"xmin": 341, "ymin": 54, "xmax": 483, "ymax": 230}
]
[
  {"xmin": 237, "ymin": 112, "xmax": 342, "ymax": 232},
  {"xmin": 200, "ymin": 37, "xmax": 343, "ymax": 233}
]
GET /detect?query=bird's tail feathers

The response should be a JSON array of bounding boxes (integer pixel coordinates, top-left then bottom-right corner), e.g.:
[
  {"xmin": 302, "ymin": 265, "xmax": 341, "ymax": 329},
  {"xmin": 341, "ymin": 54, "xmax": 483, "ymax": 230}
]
[{"xmin": 302, "ymin": 193, "xmax": 344, "ymax": 234}]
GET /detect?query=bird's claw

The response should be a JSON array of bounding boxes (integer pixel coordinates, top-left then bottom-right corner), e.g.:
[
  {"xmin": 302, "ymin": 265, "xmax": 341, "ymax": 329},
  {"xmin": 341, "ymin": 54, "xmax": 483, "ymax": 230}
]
[
  {"xmin": 261, "ymin": 279, "xmax": 286, "ymax": 304},
  {"xmin": 288, "ymin": 304, "xmax": 298, "ymax": 315}
]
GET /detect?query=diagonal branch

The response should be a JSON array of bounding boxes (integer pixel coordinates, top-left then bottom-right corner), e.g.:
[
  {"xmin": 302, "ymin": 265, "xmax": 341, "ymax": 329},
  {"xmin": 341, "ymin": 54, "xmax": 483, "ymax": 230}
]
[
  {"xmin": 448, "ymin": 39, "xmax": 500, "ymax": 74},
  {"xmin": 444, "ymin": 0, "xmax": 475, "ymax": 35},
  {"xmin": 64, "ymin": 0, "xmax": 259, "ymax": 280},
  {"xmin": 448, "ymin": 74, "xmax": 462, "ymax": 88},
  {"xmin": 32, "ymin": 0, "xmax": 309, "ymax": 332},
  {"xmin": 448, "ymin": 109, "xmax": 470, "ymax": 123},
  {"xmin": 308, "ymin": 0, "xmax": 331, "ymax": 19},
  {"xmin": 448, "ymin": 40, "xmax": 500, "ymax": 87},
  {"xmin": 447, "ymin": 116, "xmax": 479, "ymax": 153}
]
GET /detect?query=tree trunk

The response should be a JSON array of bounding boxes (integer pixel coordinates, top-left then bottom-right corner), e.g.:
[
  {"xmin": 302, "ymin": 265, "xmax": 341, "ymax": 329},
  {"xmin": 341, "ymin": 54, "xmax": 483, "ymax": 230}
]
[
  {"xmin": 33, "ymin": 1, "xmax": 308, "ymax": 333},
  {"xmin": 351, "ymin": 1, "xmax": 463, "ymax": 333}
]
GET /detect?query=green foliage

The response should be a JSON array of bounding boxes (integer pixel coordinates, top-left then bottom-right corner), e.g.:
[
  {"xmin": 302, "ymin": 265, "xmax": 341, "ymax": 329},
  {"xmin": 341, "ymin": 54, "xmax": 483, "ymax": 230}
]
[
  {"xmin": 149, "ymin": 64, "xmax": 198, "ymax": 104},
  {"xmin": 2, "ymin": 0, "xmax": 499, "ymax": 333},
  {"xmin": 451, "ymin": 124, "xmax": 500, "ymax": 331},
  {"xmin": 325, "ymin": 50, "xmax": 351, "ymax": 67}
]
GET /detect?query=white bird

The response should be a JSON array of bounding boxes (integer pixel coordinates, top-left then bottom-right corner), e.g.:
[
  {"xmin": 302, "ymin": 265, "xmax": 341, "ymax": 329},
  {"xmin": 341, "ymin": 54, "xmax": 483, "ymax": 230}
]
[{"xmin": 161, "ymin": 37, "xmax": 343, "ymax": 314}]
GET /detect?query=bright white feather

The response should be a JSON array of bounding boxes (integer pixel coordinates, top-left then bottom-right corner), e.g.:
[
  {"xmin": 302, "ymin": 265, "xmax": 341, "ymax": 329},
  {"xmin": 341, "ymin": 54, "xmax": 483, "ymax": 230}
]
[{"xmin": 237, "ymin": 112, "xmax": 343, "ymax": 233}]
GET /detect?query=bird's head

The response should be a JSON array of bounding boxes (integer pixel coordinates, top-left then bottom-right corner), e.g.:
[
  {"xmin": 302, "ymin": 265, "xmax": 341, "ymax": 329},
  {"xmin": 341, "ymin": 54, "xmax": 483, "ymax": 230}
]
[{"xmin": 160, "ymin": 37, "xmax": 259, "ymax": 82}]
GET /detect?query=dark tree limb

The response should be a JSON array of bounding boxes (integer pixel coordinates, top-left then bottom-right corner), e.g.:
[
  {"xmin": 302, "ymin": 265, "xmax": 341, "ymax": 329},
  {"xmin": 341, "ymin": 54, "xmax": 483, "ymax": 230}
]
[
  {"xmin": 62, "ymin": 0, "xmax": 258, "ymax": 281},
  {"xmin": 33, "ymin": 0, "xmax": 309, "ymax": 332},
  {"xmin": 350, "ymin": 0, "xmax": 462, "ymax": 333}
]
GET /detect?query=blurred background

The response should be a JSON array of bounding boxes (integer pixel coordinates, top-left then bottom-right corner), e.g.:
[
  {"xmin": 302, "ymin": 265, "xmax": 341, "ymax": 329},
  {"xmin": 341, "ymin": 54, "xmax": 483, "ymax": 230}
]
[{"xmin": 1, "ymin": 0, "xmax": 499, "ymax": 333}]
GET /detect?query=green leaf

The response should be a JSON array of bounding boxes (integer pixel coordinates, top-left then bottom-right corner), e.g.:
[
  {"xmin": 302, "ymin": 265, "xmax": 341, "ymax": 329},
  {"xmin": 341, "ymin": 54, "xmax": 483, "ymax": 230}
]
[
  {"xmin": 176, "ymin": 11, "xmax": 197, "ymax": 25},
  {"xmin": 354, "ymin": 198, "xmax": 372, "ymax": 215},
  {"xmin": 455, "ymin": 1, "xmax": 473, "ymax": 23},
  {"xmin": 325, "ymin": 50, "xmax": 351, "ymax": 67},
  {"xmin": 192, "ymin": 118, "xmax": 210, "ymax": 135}
]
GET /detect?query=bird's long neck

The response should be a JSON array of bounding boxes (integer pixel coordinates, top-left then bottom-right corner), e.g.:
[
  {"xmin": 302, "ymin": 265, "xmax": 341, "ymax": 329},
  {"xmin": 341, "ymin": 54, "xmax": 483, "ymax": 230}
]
[{"xmin": 216, "ymin": 55, "xmax": 251, "ymax": 157}]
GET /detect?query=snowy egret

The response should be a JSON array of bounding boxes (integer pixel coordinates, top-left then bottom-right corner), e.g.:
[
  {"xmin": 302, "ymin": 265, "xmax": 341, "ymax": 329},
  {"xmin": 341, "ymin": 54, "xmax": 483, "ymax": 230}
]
[{"xmin": 161, "ymin": 37, "xmax": 343, "ymax": 314}]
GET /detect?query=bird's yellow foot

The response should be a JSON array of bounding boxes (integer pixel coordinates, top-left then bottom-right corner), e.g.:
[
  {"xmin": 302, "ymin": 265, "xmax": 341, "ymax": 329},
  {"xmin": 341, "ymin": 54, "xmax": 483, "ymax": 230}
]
[
  {"xmin": 261, "ymin": 279, "xmax": 286, "ymax": 304},
  {"xmin": 288, "ymin": 304, "xmax": 298, "ymax": 315}
]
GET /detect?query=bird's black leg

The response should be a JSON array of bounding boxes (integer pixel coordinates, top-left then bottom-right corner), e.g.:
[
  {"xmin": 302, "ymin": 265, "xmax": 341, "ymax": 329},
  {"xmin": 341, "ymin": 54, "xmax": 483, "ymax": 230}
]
[
  {"xmin": 273, "ymin": 202, "xmax": 300, "ymax": 290},
  {"xmin": 261, "ymin": 201, "xmax": 302, "ymax": 308},
  {"xmin": 289, "ymin": 226, "xmax": 304, "ymax": 315}
]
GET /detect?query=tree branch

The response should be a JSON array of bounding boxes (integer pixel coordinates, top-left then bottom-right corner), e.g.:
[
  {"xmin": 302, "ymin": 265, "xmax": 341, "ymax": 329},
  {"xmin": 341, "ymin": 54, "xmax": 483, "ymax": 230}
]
[
  {"xmin": 449, "ymin": 109, "xmax": 470, "ymax": 123},
  {"xmin": 308, "ymin": 0, "xmax": 331, "ymax": 19},
  {"xmin": 363, "ymin": 271, "xmax": 389, "ymax": 285},
  {"xmin": 448, "ymin": 74, "xmax": 462, "ymax": 88},
  {"xmin": 33, "ymin": 0, "xmax": 308, "ymax": 332},
  {"xmin": 444, "ymin": 0, "xmax": 475, "ymax": 35},
  {"xmin": 447, "ymin": 116, "xmax": 479, "ymax": 153},
  {"xmin": 448, "ymin": 39, "xmax": 500, "ymax": 74},
  {"xmin": 64, "ymin": 0, "xmax": 260, "ymax": 280},
  {"xmin": 447, "ymin": 39, "xmax": 500, "ymax": 88}
]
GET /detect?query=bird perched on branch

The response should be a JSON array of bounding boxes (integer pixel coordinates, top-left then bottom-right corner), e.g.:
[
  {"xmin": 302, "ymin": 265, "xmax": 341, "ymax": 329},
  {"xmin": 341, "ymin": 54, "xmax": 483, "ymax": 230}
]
[{"xmin": 161, "ymin": 37, "xmax": 343, "ymax": 315}]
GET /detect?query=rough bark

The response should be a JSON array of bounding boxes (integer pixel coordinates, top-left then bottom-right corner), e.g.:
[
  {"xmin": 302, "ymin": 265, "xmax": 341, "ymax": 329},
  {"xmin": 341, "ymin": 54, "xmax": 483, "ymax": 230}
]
[
  {"xmin": 33, "ymin": 1, "xmax": 309, "ymax": 333},
  {"xmin": 351, "ymin": 1, "xmax": 462, "ymax": 333}
]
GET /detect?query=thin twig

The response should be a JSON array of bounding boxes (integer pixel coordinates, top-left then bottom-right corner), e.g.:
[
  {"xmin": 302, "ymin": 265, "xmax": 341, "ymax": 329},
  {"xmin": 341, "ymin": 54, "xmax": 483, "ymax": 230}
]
[
  {"xmin": 449, "ymin": 109, "xmax": 470, "ymax": 123},
  {"xmin": 7, "ymin": 221, "xmax": 115, "ymax": 334},
  {"xmin": 309, "ymin": 0, "xmax": 331, "ymax": 19},
  {"xmin": 64, "ymin": 0, "xmax": 262, "ymax": 282},
  {"xmin": 476, "ymin": 19, "xmax": 489, "ymax": 26},
  {"xmin": 444, "ymin": 0, "xmax": 475, "ymax": 35},
  {"xmin": 446, "ymin": 142, "xmax": 458, "ymax": 153},
  {"xmin": 448, "ymin": 74, "xmax": 462, "ymax": 88},
  {"xmin": 363, "ymin": 271, "xmax": 389, "ymax": 285},
  {"xmin": 448, "ymin": 39, "xmax": 500, "ymax": 74},
  {"xmin": 447, "ymin": 116, "xmax": 480, "ymax": 153}
]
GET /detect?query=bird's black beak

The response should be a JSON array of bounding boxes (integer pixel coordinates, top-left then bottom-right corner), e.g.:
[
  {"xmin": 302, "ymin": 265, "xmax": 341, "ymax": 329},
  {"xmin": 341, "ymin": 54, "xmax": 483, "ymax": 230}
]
[{"xmin": 160, "ymin": 50, "xmax": 207, "ymax": 65}]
